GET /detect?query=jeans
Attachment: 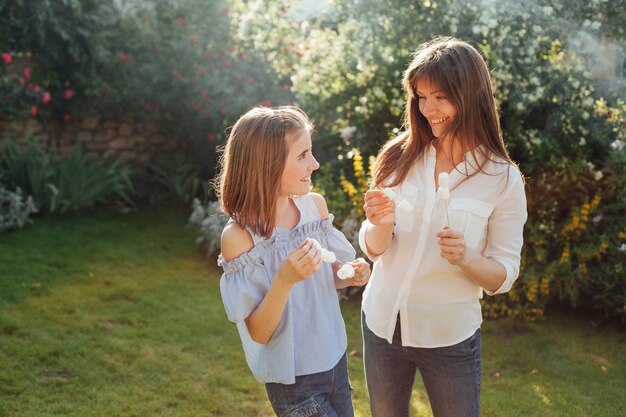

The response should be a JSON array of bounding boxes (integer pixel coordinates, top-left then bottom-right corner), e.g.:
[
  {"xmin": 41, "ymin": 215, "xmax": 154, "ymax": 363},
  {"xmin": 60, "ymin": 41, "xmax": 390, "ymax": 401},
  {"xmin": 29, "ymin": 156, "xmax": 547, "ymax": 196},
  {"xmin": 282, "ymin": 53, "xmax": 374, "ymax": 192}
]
[
  {"xmin": 362, "ymin": 312, "xmax": 481, "ymax": 417},
  {"xmin": 265, "ymin": 352, "xmax": 354, "ymax": 417}
]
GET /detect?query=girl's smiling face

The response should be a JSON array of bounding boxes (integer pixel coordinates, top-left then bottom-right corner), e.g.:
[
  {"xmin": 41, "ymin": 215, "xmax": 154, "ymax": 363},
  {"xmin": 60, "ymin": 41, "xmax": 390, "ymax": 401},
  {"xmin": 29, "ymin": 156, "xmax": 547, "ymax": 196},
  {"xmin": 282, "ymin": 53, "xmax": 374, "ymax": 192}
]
[
  {"xmin": 416, "ymin": 77, "xmax": 457, "ymax": 139},
  {"xmin": 280, "ymin": 129, "xmax": 319, "ymax": 197}
]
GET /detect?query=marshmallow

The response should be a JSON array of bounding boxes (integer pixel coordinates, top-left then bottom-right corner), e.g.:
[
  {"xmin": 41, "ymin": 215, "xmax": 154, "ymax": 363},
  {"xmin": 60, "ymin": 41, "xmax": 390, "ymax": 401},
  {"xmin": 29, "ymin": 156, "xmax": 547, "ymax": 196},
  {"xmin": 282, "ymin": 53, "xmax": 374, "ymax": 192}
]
[
  {"xmin": 437, "ymin": 186, "xmax": 450, "ymax": 200},
  {"xmin": 337, "ymin": 264, "xmax": 355, "ymax": 280},
  {"xmin": 438, "ymin": 172, "xmax": 449, "ymax": 188},
  {"xmin": 382, "ymin": 187, "xmax": 396, "ymax": 199},
  {"xmin": 398, "ymin": 199, "xmax": 413, "ymax": 213},
  {"xmin": 310, "ymin": 238, "xmax": 322, "ymax": 251},
  {"xmin": 320, "ymin": 248, "xmax": 336, "ymax": 263}
]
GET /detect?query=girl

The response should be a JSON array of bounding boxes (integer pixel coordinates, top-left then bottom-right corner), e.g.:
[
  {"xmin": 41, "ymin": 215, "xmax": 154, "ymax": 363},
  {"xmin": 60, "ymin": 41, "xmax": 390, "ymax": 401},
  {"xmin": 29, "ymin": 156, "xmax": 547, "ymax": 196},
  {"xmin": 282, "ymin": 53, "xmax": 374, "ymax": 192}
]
[
  {"xmin": 216, "ymin": 105, "xmax": 370, "ymax": 417},
  {"xmin": 360, "ymin": 37, "xmax": 527, "ymax": 417}
]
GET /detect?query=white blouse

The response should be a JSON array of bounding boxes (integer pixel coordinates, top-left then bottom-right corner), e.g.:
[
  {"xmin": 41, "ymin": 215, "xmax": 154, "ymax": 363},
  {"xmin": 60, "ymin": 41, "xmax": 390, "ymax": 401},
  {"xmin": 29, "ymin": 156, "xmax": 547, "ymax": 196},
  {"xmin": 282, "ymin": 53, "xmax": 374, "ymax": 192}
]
[{"xmin": 359, "ymin": 145, "xmax": 527, "ymax": 347}]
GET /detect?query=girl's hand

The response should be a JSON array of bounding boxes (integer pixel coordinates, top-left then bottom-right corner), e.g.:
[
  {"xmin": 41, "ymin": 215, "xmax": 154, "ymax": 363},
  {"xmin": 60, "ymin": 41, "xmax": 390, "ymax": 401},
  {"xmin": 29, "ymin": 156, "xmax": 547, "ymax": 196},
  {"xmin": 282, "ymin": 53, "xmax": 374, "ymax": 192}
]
[
  {"xmin": 343, "ymin": 258, "xmax": 371, "ymax": 287},
  {"xmin": 364, "ymin": 189, "xmax": 395, "ymax": 227},
  {"xmin": 277, "ymin": 239, "xmax": 322, "ymax": 285},
  {"xmin": 437, "ymin": 226, "xmax": 470, "ymax": 265}
]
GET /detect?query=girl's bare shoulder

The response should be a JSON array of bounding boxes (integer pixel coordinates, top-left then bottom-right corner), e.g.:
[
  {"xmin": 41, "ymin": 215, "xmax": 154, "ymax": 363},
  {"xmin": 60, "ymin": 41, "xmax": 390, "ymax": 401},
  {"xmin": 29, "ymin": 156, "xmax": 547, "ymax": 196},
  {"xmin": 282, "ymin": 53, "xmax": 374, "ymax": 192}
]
[{"xmin": 221, "ymin": 220, "xmax": 254, "ymax": 261}]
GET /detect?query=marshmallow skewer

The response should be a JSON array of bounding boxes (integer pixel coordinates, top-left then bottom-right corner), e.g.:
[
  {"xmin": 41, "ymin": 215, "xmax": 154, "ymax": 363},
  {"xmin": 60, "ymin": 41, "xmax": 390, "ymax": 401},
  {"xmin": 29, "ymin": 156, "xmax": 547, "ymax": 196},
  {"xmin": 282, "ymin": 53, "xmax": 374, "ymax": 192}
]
[
  {"xmin": 382, "ymin": 187, "xmax": 413, "ymax": 214},
  {"xmin": 437, "ymin": 172, "xmax": 450, "ymax": 226},
  {"xmin": 310, "ymin": 238, "xmax": 354, "ymax": 280}
]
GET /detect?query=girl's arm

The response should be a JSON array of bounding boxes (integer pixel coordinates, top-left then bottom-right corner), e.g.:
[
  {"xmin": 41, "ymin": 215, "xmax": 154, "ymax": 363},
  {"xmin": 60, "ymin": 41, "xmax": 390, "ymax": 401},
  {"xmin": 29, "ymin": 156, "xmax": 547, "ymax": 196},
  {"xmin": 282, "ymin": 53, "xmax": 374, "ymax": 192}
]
[
  {"xmin": 221, "ymin": 224, "xmax": 322, "ymax": 345},
  {"xmin": 333, "ymin": 259, "xmax": 371, "ymax": 289},
  {"xmin": 362, "ymin": 190, "xmax": 395, "ymax": 256}
]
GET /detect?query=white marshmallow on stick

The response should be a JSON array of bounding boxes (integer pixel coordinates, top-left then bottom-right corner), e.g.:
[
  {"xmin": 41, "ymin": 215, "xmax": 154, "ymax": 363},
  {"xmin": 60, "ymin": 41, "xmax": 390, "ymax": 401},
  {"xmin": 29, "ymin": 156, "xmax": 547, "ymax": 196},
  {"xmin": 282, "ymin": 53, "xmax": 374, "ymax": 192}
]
[
  {"xmin": 382, "ymin": 187, "xmax": 413, "ymax": 213},
  {"xmin": 309, "ymin": 238, "xmax": 339, "ymax": 264},
  {"xmin": 320, "ymin": 248, "xmax": 336, "ymax": 263},
  {"xmin": 309, "ymin": 238, "xmax": 354, "ymax": 280},
  {"xmin": 437, "ymin": 172, "xmax": 451, "ymax": 225},
  {"xmin": 337, "ymin": 264, "xmax": 355, "ymax": 280}
]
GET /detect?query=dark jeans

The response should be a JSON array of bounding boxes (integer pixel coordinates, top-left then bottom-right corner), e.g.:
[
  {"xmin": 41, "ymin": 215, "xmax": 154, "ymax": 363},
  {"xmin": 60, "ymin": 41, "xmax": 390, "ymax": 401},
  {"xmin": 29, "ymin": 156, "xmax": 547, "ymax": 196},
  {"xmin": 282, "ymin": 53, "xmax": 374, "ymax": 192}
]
[
  {"xmin": 362, "ymin": 312, "xmax": 481, "ymax": 417},
  {"xmin": 265, "ymin": 353, "xmax": 354, "ymax": 417}
]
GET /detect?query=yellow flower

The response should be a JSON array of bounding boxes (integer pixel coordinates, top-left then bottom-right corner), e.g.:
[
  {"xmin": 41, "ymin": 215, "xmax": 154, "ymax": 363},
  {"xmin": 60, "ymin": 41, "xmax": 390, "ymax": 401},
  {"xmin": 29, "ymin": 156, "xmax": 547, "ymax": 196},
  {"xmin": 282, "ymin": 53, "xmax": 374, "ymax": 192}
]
[
  {"xmin": 340, "ymin": 175, "xmax": 357, "ymax": 197},
  {"xmin": 560, "ymin": 248, "xmax": 570, "ymax": 265}
]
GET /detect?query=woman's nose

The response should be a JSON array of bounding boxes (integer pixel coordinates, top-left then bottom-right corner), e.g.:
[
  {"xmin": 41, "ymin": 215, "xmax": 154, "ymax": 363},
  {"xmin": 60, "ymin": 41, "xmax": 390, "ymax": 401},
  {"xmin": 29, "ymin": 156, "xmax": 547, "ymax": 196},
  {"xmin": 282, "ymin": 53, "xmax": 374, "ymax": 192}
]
[{"xmin": 422, "ymin": 98, "xmax": 436, "ymax": 116}]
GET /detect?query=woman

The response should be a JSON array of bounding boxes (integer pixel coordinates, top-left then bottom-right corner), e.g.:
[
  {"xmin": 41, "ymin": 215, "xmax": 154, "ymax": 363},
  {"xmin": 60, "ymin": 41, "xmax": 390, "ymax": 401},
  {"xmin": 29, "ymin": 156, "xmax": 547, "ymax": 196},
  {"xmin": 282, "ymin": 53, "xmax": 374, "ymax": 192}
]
[{"xmin": 359, "ymin": 37, "xmax": 527, "ymax": 417}]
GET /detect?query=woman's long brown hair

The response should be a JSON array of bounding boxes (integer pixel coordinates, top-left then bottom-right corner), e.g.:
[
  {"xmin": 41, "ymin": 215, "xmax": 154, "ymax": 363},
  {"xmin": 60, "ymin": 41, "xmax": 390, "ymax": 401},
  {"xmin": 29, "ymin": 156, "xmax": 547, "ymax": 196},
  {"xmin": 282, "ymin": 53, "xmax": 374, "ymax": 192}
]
[
  {"xmin": 372, "ymin": 37, "xmax": 518, "ymax": 188},
  {"xmin": 214, "ymin": 106, "xmax": 313, "ymax": 238}
]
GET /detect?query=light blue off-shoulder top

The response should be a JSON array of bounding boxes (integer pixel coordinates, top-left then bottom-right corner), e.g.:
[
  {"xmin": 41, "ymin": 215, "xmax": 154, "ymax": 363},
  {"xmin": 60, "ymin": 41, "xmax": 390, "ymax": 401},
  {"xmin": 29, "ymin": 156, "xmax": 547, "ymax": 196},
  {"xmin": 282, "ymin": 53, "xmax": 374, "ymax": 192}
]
[{"xmin": 217, "ymin": 194, "xmax": 356, "ymax": 384}]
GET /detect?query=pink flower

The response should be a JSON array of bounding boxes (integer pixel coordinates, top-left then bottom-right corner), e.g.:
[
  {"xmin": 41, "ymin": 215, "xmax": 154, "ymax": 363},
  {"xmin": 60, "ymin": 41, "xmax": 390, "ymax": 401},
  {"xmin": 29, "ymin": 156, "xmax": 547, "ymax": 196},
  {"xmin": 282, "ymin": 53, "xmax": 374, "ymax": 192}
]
[
  {"xmin": 34, "ymin": 85, "xmax": 40, "ymax": 93},
  {"xmin": 262, "ymin": 100, "xmax": 271, "ymax": 107},
  {"xmin": 31, "ymin": 106, "xmax": 38, "ymax": 117},
  {"xmin": 2, "ymin": 53, "xmax": 11, "ymax": 64},
  {"xmin": 204, "ymin": 110, "xmax": 211, "ymax": 118},
  {"xmin": 204, "ymin": 52, "xmax": 213, "ymax": 61},
  {"xmin": 246, "ymin": 77, "xmax": 254, "ymax": 84},
  {"xmin": 283, "ymin": 84, "xmax": 291, "ymax": 92},
  {"xmin": 220, "ymin": 7, "xmax": 229, "ymax": 14},
  {"xmin": 208, "ymin": 133, "xmax": 216, "ymax": 142},
  {"xmin": 23, "ymin": 69, "xmax": 31, "ymax": 79},
  {"xmin": 198, "ymin": 68, "xmax": 206, "ymax": 76},
  {"xmin": 176, "ymin": 18, "xmax": 186, "ymax": 27},
  {"xmin": 193, "ymin": 102, "xmax": 202, "ymax": 112},
  {"xmin": 42, "ymin": 92, "xmax": 52, "ymax": 104},
  {"xmin": 119, "ymin": 53, "xmax": 129, "ymax": 62},
  {"xmin": 64, "ymin": 114, "xmax": 72, "ymax": 122},
  {"xmin": 18, "ymin": 78, "xmax": 25, "ymax": 85},
  {"xmin": 144, "ymin": 103, "xmax": 153, "ymax": 112},
  {"xmin": 64, "ymin": 89, "xmax": 75, "ymax": 100},
  {"xmin": 241, "ymin": 52, "xmax": 249, "ymax": 61}
]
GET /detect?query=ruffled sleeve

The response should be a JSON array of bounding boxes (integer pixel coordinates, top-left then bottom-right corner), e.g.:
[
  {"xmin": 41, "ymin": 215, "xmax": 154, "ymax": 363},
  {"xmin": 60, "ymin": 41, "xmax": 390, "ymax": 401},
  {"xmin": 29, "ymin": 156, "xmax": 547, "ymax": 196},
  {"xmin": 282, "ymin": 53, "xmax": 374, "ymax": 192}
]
[
  {"xmin": 218, "ymin": 252, "xmax": 271, "ymax": 323},
  {"xmin": 323, "ymin": 215, "xmax": 357, "ymax": 262}
]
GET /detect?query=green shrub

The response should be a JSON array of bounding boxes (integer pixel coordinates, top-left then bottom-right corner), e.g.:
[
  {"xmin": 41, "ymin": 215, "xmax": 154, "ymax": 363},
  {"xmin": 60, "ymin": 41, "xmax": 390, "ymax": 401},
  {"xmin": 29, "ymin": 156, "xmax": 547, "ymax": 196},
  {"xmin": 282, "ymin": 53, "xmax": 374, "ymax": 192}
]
[
  {"xmin": 235, "ymin": 0, "xmax": 626, "ymax": 321},
  {"xmin": 0, "ymin": 137, "xmax": 135, "ymax": 213},
  {"xmin": 187, "ymin": 198, "xmax": 228, "ymax": 256},
  {"xmin": 0, "ymin": 185, "xmax": 37, "ymax": 233}
]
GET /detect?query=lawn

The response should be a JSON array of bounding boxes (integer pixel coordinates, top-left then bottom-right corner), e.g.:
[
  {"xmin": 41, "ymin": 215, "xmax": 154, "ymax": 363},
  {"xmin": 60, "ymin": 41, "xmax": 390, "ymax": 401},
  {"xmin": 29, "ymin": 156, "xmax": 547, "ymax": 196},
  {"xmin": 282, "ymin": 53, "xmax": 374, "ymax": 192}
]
[{"xmin": 0, "ymin": 206, "xmax": 624, "ymax": 416}]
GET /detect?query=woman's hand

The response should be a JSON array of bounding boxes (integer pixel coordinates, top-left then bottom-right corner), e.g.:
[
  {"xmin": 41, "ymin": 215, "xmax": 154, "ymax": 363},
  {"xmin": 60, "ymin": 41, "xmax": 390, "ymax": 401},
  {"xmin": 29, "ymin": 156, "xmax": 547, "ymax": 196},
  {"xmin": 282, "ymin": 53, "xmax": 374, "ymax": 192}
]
[
  {"xmin": 436, "ymin": 226, "xmax": 472, "ymax": 265},
  {"xmin": 277, "ymin": 239, "xmax": 322, "ymax": 285},
  {"xmin": 363, "ymin": 189, "xmax": 395, "ymax": 227}
]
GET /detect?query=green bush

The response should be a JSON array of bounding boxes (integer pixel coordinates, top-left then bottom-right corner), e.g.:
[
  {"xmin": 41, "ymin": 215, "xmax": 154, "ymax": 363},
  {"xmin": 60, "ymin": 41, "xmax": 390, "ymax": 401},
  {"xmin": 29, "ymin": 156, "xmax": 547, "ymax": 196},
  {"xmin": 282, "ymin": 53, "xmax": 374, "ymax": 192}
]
[
  {"xmin": 1, "ymin": 0, "xmax": 295, "ymax": 179},
  {"xmin": 0, "ymin": 185, "xmax": 37, "ymax": 233},
  {"xmin": 0, "ymin": 137, "xmax": 135, "ymax": 214},
  {"xmin": 238, "ymin": 0, "xmax": 626, "ymax": 321}
]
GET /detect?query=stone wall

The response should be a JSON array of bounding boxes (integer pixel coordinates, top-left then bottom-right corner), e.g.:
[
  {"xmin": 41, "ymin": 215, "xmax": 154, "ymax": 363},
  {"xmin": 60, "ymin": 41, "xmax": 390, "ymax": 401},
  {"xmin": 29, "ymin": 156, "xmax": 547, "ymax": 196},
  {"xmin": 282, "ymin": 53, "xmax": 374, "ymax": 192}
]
[{"xmin": 0, "ymin": 115, "xmax": 179, "ymax": 163}]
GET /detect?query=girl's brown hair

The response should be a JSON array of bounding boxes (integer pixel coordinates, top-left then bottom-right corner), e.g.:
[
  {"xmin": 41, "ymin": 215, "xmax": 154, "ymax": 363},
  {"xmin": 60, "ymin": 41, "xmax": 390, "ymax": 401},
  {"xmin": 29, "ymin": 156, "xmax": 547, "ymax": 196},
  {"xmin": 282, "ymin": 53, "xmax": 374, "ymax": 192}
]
[
  {"xmin": 372, "ymin": 36, "xmax": 517, "ymax": 188},
  {"xmin": 215, "ymin": 106, "xmax": 313, "ymax": 238}
]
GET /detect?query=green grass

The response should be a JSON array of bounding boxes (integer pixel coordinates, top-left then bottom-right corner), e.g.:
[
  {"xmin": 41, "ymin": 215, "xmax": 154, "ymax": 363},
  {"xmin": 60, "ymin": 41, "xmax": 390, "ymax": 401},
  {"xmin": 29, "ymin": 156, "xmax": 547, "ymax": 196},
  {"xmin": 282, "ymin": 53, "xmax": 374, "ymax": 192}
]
[{"xmin": 0, "ymin": 207, "xmax": 624, "ymax": 416}]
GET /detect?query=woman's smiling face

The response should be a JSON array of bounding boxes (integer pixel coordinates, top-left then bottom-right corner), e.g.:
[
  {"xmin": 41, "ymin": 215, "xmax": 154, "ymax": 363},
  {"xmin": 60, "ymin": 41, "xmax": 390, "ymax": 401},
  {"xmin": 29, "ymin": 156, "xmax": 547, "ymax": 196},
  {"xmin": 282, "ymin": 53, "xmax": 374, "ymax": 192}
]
[{"xmin": 416, "ymin": 77, "xmax": 457, "ymax": 139}]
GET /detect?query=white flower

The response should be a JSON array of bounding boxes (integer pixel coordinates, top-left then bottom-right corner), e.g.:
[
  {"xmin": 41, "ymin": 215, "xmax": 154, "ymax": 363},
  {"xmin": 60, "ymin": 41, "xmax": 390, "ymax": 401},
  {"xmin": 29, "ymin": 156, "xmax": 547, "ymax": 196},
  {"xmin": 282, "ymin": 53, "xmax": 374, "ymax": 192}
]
[
  {"xmin": 579, "ymin": 138, "xmax": 586, "ymax": 146},
  {"xmin": 610, "ymin": 139, "xmax": 625, "ymax": 151},
  {"xmin": 339, "ymin": 126, "xmax": 357, "ymax": 143},
  {"xmin": 594, "ymin": 170, "xmax": 603, "ymax": 181},
  {"xmin": 618, "ymin": 243, "xmax": 626, "ymax": 252}
]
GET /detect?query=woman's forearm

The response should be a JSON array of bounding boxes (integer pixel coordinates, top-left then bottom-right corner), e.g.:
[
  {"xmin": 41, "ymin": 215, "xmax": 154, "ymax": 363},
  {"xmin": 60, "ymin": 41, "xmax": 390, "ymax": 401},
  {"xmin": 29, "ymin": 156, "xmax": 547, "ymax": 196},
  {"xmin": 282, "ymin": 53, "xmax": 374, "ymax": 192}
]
[
  {"xmin": 364, "ymin": 223, "xmax": 394, "ymax": 257},
  {"xmin": 459, "ymin": 250, "xmax": 506, "ymax": 293}
]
